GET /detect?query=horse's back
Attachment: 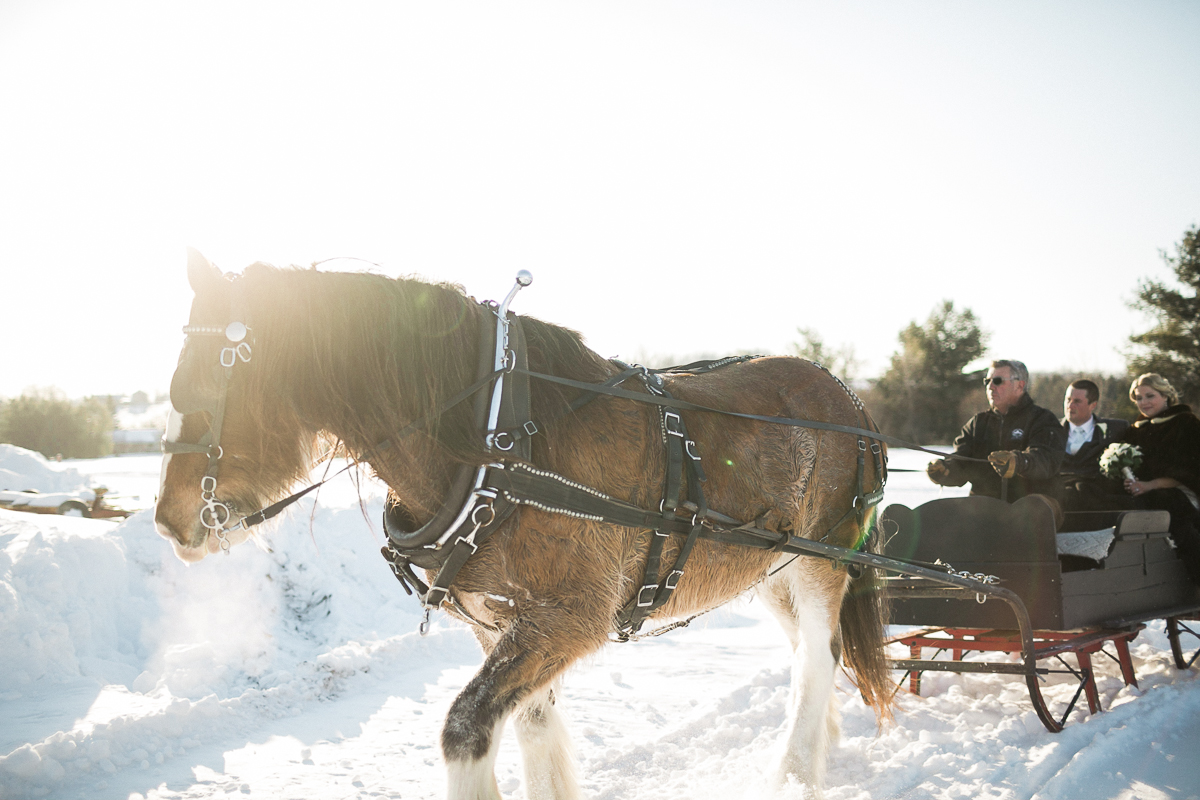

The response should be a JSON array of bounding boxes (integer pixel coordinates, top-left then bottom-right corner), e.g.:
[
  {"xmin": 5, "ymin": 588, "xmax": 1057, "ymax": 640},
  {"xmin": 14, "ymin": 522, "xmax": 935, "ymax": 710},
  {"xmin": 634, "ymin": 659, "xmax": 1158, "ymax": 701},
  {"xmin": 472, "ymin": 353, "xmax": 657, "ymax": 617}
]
[
  {"xmin": 663, "ymin": 356, "xmax": 862, "ymax": 423},
  {"xmin": 662, "ymin": 356, "xmax": 871, "ymax": 497}
]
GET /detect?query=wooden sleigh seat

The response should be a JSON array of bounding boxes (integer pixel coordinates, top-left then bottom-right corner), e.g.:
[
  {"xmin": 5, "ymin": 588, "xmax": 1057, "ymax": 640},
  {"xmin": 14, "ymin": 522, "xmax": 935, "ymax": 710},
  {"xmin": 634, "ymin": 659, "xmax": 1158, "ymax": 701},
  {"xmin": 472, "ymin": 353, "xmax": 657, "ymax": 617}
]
[{"xmin": 881, "ymin": 495, "xmax": 1197, "ymax": 630}]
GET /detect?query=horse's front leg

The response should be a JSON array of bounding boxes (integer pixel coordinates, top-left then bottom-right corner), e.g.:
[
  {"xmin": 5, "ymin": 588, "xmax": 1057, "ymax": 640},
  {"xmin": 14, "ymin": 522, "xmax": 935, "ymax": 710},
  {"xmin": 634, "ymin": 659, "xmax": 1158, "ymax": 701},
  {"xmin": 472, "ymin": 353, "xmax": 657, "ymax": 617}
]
[{"xmin": 443, "ymin": 617, "xmax": 590, "ymax": 800}]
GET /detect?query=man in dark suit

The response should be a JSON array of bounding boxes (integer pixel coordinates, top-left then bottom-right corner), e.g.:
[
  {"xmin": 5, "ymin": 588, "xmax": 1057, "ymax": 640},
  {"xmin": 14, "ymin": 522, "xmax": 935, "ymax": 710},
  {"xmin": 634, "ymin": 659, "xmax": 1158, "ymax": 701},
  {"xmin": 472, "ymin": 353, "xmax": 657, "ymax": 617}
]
[{"xmin": 1060, "ymin": 378, "xmax": 1130, "ymax": 510}]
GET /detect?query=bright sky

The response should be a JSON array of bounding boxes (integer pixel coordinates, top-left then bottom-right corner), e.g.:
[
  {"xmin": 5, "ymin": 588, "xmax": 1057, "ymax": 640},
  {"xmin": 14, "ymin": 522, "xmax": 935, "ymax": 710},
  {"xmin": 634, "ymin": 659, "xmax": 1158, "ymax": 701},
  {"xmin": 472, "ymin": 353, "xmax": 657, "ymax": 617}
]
[{"xmin": 2, "ymin": 0, "xmax": 1198, "ymax": 400}]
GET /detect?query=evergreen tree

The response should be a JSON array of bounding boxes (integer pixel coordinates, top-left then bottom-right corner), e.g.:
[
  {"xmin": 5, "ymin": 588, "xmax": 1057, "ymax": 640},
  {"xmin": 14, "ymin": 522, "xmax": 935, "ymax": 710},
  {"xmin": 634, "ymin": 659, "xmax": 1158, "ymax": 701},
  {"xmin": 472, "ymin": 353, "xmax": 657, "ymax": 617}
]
[
  {"xmin": 0, "ymin": 390, "xmax": 114, "ymax": 459},
  {"xmin": 1128, "ymin": 224, "xmax": 1200, "ymax": 402},
  {"xmin": 872, "ymin": 301, "xmax": 988, "ymax": 444},
  {"xmin": 789, "ymin": 327, "xmax": 862, "ymax": 383}
]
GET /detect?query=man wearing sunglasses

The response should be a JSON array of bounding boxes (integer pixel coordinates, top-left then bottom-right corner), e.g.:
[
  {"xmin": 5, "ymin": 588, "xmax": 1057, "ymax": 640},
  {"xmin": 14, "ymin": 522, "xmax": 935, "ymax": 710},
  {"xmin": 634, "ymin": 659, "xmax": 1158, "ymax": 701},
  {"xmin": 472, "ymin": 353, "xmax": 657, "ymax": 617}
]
[{"xmin": 926, "ymin": 359, "xmax": 1066, "ymax": 501}]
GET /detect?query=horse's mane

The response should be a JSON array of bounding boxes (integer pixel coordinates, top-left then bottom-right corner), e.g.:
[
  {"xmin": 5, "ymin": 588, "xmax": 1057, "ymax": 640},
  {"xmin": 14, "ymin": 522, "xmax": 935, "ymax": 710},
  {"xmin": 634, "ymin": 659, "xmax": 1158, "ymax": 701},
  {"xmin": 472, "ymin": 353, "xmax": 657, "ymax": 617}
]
[{"xmin": 236, "ymin": 264, "xmax": 611, "ymax": 468}]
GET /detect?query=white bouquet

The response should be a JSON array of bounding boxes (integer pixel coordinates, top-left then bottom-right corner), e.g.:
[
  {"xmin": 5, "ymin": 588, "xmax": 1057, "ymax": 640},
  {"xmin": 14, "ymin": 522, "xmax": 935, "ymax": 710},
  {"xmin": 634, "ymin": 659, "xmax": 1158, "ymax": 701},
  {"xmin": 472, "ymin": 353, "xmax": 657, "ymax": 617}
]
[{"xmin": 1099, "ymin": 442, "xmax": 1142, "ymax": 481}]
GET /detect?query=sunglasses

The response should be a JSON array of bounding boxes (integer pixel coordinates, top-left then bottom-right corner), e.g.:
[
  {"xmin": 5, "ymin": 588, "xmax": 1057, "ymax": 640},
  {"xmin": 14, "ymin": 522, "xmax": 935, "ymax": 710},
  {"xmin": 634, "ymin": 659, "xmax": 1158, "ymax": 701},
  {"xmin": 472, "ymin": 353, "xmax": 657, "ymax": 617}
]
[{"xmin": 984, "ymin": 376, "xmax": 1019, "ymax": 387}]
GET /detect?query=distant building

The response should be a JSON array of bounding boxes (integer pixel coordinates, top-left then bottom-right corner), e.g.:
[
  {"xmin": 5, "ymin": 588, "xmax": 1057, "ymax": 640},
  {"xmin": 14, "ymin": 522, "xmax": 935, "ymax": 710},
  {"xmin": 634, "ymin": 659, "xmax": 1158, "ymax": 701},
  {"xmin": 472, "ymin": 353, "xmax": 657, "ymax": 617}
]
[
  {"xmin": 111, "ymin": 428, "xmax": 161, "ymax": 454},
  {"xmin": 110, "ymin": 393, "xmax": 168, "ymax": 454}
]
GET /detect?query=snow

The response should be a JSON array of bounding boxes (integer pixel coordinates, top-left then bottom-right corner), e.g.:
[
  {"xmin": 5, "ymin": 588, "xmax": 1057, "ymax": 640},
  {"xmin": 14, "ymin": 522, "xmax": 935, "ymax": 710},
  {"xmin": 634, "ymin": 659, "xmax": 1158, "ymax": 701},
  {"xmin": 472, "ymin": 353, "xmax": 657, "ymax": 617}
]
[
  {"xmin": 0, "ymin": 445, "xmax": 91, "ymax": 495},
  {"xmin": 1, "ymin": 447, "xmax": 1197, "ymax": 800}
]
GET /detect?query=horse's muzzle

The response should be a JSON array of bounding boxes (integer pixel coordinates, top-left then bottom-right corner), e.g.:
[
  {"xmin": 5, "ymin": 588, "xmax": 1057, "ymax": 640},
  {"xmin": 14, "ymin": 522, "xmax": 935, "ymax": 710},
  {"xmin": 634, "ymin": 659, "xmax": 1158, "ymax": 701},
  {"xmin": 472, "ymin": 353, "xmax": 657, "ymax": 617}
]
[{"xmin": 153, "ymin": 511, "xmax": 211, "ymax": 563}]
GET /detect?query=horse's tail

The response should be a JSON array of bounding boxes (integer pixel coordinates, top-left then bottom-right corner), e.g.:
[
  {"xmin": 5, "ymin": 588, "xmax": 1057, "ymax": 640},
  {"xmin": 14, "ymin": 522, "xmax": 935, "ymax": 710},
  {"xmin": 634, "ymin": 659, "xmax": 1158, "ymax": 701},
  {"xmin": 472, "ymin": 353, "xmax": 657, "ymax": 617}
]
[{"xmin": 838, "ymin": 511, "xmax": 894, "ymax": 722}]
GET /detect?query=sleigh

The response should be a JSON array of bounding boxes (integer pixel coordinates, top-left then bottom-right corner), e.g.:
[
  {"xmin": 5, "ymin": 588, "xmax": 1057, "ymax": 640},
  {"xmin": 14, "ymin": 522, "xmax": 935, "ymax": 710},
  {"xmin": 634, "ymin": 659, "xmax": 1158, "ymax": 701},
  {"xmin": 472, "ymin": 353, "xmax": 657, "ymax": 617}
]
[{"xmin": 879, "ymin": 495, "xmax": 1200, "ymax": 732}]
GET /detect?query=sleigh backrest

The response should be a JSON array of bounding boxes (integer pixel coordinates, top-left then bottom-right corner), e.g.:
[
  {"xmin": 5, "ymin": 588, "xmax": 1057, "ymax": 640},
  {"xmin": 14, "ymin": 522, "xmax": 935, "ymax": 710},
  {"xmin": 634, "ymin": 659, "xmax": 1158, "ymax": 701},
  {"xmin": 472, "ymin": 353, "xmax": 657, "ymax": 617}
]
[
  {"xmin": 882, "ymin": 495, "xmax": 1064, "ymax": 629},
  {"xmin": 1057, "ymin": 509, "xmax": 1191, "ymax": 628},
  {"xmin": 883, "ymin": 496, "xmax": 1192, "ymax": 630}
]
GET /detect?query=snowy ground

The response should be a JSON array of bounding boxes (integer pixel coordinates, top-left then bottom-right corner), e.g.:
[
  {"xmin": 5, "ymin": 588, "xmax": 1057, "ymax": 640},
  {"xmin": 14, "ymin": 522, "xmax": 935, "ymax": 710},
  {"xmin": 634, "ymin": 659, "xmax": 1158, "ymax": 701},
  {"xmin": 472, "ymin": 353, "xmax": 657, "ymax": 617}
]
[{"xmin": 1, "ymin": 444, "xmax": 1198, "ymax": 800}]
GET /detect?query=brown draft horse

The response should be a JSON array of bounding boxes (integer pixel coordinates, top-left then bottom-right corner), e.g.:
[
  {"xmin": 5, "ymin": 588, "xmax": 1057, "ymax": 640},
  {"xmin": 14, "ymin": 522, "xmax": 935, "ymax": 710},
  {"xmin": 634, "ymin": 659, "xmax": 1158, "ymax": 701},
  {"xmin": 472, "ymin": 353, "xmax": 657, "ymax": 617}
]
[{"xmin": 155, "ymin": 250, "xmax": 893, "ymax": 799}]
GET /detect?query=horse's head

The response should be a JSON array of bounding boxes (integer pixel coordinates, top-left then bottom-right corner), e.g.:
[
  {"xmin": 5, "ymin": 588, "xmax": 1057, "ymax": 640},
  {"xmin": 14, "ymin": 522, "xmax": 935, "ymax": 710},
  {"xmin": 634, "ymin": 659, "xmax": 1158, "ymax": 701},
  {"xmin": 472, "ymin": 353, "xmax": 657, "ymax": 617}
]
[{"xmin": 155, "ymin": 249, "xmax": 316, "ymax": 562}]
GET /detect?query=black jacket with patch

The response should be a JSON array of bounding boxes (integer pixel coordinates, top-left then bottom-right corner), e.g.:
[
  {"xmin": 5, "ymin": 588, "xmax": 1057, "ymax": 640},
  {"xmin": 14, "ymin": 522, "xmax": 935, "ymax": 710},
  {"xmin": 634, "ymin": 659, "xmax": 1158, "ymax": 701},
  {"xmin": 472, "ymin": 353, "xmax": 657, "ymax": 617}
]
[{"xmin": 940, "ymin": 393, "xmax": 1066, "ymax": 501}]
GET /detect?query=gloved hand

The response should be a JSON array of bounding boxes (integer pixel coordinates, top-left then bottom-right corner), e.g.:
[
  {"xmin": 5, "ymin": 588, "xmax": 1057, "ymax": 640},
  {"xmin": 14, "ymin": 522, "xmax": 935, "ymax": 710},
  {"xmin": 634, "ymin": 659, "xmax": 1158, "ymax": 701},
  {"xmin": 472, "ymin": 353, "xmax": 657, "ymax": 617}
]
[
  {"xmin": 926, "ymin": 460, "xmax": 951, "ymax": 485},
  {"xmin": 988, "ymin": 450, "xmax": 1020, "ymax": 479}
]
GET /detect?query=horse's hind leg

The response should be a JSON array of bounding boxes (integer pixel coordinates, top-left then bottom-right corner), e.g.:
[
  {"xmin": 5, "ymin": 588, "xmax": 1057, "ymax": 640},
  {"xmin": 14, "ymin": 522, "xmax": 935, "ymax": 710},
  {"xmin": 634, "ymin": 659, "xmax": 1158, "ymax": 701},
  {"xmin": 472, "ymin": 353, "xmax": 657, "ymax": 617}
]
[
  {"xmin": 757, "ymin": 556, "xmax": 848, "ymax": 793},
  {"xmin": 512, "ymin": 684, "xmax": 580, "ymax": 800},
  {"xmin": 443, "ymin": 618, "xmax": 591, "ymax": 800}
]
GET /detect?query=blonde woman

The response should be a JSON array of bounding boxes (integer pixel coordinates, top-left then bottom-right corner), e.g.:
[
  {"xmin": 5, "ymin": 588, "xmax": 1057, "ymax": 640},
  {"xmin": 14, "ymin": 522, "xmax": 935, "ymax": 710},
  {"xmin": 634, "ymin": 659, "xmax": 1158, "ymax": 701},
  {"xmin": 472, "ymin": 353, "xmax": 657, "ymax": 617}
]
[{"xmin": 1116, "ymin": 373, "xmax": 1200, "ymax": 582}]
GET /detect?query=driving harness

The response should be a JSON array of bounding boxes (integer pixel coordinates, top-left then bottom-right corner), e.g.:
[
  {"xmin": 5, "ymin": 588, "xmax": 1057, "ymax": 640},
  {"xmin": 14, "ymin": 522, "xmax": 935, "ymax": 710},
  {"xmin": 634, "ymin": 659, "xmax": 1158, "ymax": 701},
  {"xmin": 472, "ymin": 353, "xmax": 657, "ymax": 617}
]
[
  {"xmin": 165, "ymin": 273, "xmax": 890, "ymax": 640},
  {"xmin": 376, "ymin": 279, "xmax": 888, "ymax": 640}
]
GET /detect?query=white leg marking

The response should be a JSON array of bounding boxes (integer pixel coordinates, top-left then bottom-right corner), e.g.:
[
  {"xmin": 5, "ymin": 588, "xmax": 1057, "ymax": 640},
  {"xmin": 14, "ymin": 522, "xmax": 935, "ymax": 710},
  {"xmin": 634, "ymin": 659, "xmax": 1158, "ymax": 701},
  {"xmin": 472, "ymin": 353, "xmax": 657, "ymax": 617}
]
[
  {"xmin": 760, "ymin": 564, "xmax": 840, "ymax": 795},
  {"xmin": 514, "ymin": 686, "xmax": 581, "ymax": 800},
  {"xmin": 445, "ymin": 716, "xmax": 505, "ymax": 800}
]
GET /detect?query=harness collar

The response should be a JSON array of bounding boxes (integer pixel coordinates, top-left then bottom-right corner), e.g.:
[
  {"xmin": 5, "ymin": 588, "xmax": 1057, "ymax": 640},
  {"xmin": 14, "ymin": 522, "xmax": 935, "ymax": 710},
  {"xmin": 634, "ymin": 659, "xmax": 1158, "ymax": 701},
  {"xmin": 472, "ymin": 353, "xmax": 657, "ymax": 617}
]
[{"xmin": 380, "ymin": 274, "xmax": 537, "ymax": 631}]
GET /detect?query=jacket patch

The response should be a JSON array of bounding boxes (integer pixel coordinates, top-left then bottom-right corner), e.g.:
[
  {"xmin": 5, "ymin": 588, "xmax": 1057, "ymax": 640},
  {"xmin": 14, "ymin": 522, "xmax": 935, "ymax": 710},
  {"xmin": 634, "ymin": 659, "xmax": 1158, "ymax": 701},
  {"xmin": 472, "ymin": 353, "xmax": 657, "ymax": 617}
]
[{"xmin": 1010, "ymin": 428, "xmax": 1025, "ymax": 440}]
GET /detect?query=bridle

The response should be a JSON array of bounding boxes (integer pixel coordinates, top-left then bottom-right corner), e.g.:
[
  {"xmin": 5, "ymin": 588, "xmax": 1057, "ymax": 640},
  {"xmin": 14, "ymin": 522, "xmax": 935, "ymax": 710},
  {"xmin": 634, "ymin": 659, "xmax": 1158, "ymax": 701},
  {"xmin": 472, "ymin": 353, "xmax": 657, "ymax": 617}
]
[
  {"xmin": 161, "ymin": 270, "xmax": 533, "ymax": 558},
  {"xmin": 162, "ymin": 276, "xmax": 253, "ymax": 552}
]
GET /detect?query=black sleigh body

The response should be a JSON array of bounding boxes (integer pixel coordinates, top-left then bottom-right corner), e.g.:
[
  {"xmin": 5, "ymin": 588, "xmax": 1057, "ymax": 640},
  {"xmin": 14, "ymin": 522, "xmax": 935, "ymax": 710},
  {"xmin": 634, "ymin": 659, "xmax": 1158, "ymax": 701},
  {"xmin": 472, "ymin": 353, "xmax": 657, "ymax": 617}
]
[
  {"xmin": 881, "ymin": 495, "xmax": 1195, "ymax": 630},
  {"xmin": 879, "ymin": 495, "xmax": 1200, "ymax": 731}
]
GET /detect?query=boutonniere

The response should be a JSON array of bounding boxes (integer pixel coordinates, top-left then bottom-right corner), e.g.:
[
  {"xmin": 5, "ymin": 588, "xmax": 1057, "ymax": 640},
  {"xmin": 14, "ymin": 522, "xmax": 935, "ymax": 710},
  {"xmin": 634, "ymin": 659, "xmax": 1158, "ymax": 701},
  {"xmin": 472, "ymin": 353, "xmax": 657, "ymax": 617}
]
[{"xmin": 1098, "ymin": 422, "xmax": 1108, "ymax": 437}]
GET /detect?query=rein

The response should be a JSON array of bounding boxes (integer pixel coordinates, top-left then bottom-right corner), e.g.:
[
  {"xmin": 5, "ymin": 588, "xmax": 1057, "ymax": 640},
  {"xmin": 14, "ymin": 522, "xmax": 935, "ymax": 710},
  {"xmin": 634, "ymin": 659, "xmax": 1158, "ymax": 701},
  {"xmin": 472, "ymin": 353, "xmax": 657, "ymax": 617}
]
[
  {"xmin": 166, "ymin": 269, "xmax": 993, "ymax": 639},
  {"xmin": 514, "ymin": 368, "xmax": 978, "ymax": 463}
]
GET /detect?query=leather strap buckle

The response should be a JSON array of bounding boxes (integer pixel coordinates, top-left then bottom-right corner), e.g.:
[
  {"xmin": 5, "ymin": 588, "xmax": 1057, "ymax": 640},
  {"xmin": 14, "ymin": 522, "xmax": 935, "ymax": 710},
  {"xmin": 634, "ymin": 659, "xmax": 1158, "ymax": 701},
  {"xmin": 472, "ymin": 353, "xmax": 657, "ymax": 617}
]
[
  {"xmin": 425, "ymin": 585, "xmax": 449, "ymax": 608},
  {"xmin": 663, "ymin": 412, "xmax": 684, "ymax": 438}
]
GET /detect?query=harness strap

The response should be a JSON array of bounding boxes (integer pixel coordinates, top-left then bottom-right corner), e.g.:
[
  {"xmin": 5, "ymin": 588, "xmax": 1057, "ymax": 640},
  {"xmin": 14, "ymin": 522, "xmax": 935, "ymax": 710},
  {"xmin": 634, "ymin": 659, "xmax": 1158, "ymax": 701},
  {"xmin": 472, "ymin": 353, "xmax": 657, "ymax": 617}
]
[
  {"xmin": 204, "ymin": 372, "xmax": 231, "ymax": 480},
  {"xmin": 642, "ymin": 354, "xmax": 762, "ymax": 375},
  {"xmin": 647, "ymin": 517, "xmax": 704, "ymax": 618},
  {"xmin": 491, "ymin": 366, "xmax": 645, "ymax": 450},
  {"xmin": 489, "ymin": 464, "xmax": 692, "ymax": 533},
  {"xmin": 514, "ymin": 368, "xmax": 990, "ymax": 465},
  {"xmin": 608, "ymin": 368, "xmax": 714, "ymax": 637},
  {"xmin": 489, "ymin": 462, "xmax": 884, "ymax": 563},
  {"xmin": 618, "ymin": 414, "xmax": 678, "ymax": 630},
  {"xmin": 493, "ymin": 312, "xmax": 534, "ymax": 461},
  {"xmin": 421, "ymin": 492, "xmax": 515, "ymax": 610},
  {"xmin": 604, "ymin": 369, "xmax": 700, "ymax": 638}
]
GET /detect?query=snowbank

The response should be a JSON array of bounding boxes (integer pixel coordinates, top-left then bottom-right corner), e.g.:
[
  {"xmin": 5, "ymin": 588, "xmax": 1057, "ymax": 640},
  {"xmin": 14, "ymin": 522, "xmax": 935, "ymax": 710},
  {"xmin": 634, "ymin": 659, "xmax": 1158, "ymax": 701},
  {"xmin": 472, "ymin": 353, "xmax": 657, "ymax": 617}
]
[
  {"xmin": 0, "ymin": 444, "xmax": 89, "ymax": 494},
  {"xmin": 0, "ymin": 450, "xmax": 1197, "ymax": 800},
  {"xmin": 0, "ymin": 489, "xmax": 469, "ymax": 798}
]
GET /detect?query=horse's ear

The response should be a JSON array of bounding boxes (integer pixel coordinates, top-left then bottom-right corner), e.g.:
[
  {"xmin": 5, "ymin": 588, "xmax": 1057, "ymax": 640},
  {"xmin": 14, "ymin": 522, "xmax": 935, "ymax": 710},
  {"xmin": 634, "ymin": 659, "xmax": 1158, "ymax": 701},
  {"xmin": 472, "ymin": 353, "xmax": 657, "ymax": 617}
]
[{"xmin": 186, "ymin": 247, "xmax": 222, "ymax": 295}]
